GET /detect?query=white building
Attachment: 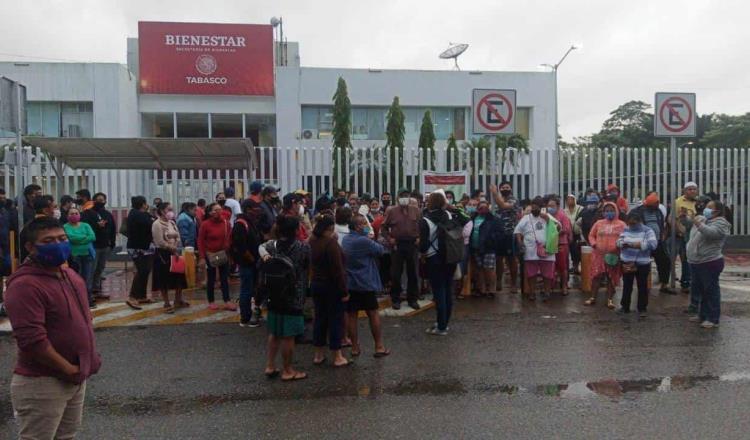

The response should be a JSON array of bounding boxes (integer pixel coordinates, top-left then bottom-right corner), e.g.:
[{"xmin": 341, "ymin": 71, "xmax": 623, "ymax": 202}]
[{"xmin": 0, "ymin": 21, "xmax": 557, "ymax": 207}]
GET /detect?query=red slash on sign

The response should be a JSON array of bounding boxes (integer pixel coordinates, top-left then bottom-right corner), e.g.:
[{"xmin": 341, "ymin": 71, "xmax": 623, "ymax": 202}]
[
  {"xmin": 476, "ymin": 93, "xmax": 513, "ymax": 131},
  {"xmin": 659, "ymin": 97, "xmax": 692, "ymax": 133}
]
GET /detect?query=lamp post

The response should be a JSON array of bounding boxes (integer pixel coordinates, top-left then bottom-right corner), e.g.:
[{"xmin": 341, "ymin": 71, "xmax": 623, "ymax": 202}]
[{"xmin": 541, "ymin": 44, "xmax": 580, "ymax": 195}]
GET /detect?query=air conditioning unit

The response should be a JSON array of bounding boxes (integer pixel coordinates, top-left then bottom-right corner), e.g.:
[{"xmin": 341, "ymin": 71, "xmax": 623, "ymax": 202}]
[
  {"xmin": 66, "ymin": 124, "xmax": 82, "ymax": 138},
  {"xmin": 301, "ymin": 129, "xmax": 317, "ymax": 140}
]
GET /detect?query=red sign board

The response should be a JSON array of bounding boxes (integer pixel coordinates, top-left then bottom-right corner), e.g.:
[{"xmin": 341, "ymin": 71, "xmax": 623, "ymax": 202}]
[{"xmin": 138, "ymin": 21, "xmax": 274, "ymax": 96}]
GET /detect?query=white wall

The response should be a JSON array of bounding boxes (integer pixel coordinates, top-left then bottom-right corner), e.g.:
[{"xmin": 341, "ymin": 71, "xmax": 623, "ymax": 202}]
[
  {"xmin": 275, "ymin": 66, "xmax": 556, "ymax": 151},
  {"xmin": 0, "ymin": 62, "xmax": 138, "ymax": 137},
  {"xmin": 138, "ymin": 94, "xmax": 275, "ymax": 115}
]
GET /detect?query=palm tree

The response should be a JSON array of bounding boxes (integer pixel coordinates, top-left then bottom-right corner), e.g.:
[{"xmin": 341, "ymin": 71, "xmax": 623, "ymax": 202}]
[{"xmin": 495, "ymin": 134, "xmax": 530, "ymax": 182}]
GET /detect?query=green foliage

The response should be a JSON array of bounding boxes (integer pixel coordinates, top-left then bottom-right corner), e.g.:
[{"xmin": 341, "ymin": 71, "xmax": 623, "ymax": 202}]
[
  {"xmin": 418, "ymin": 110, "xmax": 436, "ymax": 170},
  {"xmin": 331, "ymin": 77, "xmax": 352, "ymax": 190},
  {"xmin": 386, "ymin": 97, "xmax": 405, "ymax": 190},
  {"xmin": 446, "ymin": 133, "xmax": 459, "ymax": 170},
  {"xmin": 495, "ymin": 134, "xmax": 530, "ymax": 180},
  {"xmin": 590, "ymin": 100, "xmax": 666, "ymax": 148},
  {"xmin": 701, "ymin": 113, "xmax": 750, "ymax": 147},
  {"xmin": 462, "ymin": 137, "xmax": 492, "ymax": 172}
]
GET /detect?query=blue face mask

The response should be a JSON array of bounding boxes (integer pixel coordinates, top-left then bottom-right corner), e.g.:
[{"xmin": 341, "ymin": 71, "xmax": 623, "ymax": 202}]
[
  {"xmin": 703, "ymin": 208, "xmax": 713, "ymax": 218},
  {"xmin": 466, "ymin": 207, "xmax": 477, "ymax": 214},
  {"xmin": 604, "ymin": 211, "xmax": 616, "ymax": 221},
  {"xmin": 34, "ymin": 241, "xmax": 72, "ymax": 267},
  {"xmin": 361, "ymin": 227, "xmax": 371, "ymax": 236},
  {"xmin": 547, "ymin": 207, "xmax": 557, "ymax": 216}
]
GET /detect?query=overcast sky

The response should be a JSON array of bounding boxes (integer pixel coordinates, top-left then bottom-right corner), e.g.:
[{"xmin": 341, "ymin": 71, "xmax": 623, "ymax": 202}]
[{"xmin": 2, "ymin": 0, "xmax": 748, "ymax": 140}]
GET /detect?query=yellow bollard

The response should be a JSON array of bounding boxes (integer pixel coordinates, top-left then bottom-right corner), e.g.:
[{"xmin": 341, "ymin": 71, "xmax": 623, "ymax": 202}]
[
  {"xmin": 10, "ymin": 231, "xmax": 17, "ymax": 273},
  {"xmin": 581, "ymin": 246, "xmax": 593, "ymax": 293},
  {"xmin": 184, "ymin": 247, "xmax": 196, "ymax": 289}
]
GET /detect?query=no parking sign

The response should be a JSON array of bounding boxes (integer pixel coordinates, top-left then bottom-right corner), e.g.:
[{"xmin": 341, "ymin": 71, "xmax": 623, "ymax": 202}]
[
  {"xmin": 654, "ymin": 92, "xmax": 696, "ymax": 137},
  {"xmin": 472, "ymin": 89, "xmax": 516, "ymax": 135}
]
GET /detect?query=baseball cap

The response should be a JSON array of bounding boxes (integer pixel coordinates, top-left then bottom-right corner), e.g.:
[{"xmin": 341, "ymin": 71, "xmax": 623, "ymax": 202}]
[
  {"xmin": 250, "ymin": 181, "xmax": 264, "ymax": 193},
  {"xmin": 282, "ymin": 193, "xmax": 302, "ymax": 208},
  {"xmin": 261, "ymin": 185, "xmax": 280, "ymax": 196},
  {"xmin": 294, "ymin": 189, "xmax": 310, "ymax": 196}
]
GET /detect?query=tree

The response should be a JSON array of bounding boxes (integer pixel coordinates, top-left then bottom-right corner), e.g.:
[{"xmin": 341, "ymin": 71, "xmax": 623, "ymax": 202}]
[
  {"xmin": 446, "ymin": 133, "xmax": 460, "ymax": 171},
  {"xmin": 462, "ymin": 136, "xmax": 492, "ymax": 173},
  {"xmin": 701, "ymin": 113, "xmax": 750, "ymax": 147},
  {"xmin": 331, "ymin": 77, "xmax": 352, "ymax": 190},
  {"xmin": 591, "ymin": 100, "xmax": 666, "ymax": 149},
  {"xmin": 495, "ymin": 134, "xmax": 530, "ymax": 181},
  {"xmin": 418, "ymin": 110, "xmax": 436, "ymax": 171},
  {"xmin": 386, "ymin": 96, "xmax": 405, "ymax": 190}
]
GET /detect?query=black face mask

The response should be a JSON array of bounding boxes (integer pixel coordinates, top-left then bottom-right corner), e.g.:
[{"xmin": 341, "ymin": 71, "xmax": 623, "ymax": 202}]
[
  {"xmin": 94, "ymin": 201, "xmax": 105, "ymax": 209},
  {"xmin": 500, "ymin": 190, "xmax": 512, "ymax": 197},
  {"xmin": 270, "ymin": 196, "xmax": 280, "ymax": 204},
  {"xmin": 218, "ymin": 200, "xmax": 226, "ymax": 206},
  {"xmin": 75, "ymin": 198, "xmax": 84, "ymax": 206},
  {"xmin": 531, "ymin": 209, "xmax": 541, "ymax": 217},
  {"xmin": 382, "ymin": 199, "xmax": 391, "ymax": 207}
]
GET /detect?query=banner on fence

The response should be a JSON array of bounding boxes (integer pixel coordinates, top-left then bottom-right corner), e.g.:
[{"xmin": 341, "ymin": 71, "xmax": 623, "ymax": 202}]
[{"xmin": 421, "ymin": 171, "xmax": 469, "ymax": 198}]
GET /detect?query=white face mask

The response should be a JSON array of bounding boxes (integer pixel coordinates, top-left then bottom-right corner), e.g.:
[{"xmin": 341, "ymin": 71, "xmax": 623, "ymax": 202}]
[
  {"xmin": 398, "ymin": 198, "xmax": 410, "ymax": 207},
  {"xmin": 298, "ymin": 205, "xmax": 305, "ymax": 216},
  {"xmin": 53, "ymin": 209, "xmax": 61, "ymax": 220},
  {"xmin": 358, "ymin": 205, "xmax": 369, "ymax": 215}
]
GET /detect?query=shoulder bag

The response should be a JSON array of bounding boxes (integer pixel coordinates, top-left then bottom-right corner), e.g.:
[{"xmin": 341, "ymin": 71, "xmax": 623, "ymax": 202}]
[{"xmin": 206, "ymin": 221, "xmax": 230, "ymax": 267}]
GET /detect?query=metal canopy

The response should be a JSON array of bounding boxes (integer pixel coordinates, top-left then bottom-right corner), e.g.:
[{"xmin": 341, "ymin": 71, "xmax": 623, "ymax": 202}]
[{"xmin": 22, "ymin": 137, "xmax": 256, "ymax": 170}]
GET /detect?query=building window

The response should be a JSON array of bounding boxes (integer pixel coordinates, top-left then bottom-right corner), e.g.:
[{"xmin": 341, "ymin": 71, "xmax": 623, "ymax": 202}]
[
  {"xmin": 176, "ymin": 113, "xmax": 209, "ymax": 138},
  {"xmin": 141, "ymin": 113, "xmax": 174, "ymax": 137},
  {"xmin": 516, "ymin": 107, "xmax": 531, "ymax": 140},
  {"xmin": 300, "ymin": 105, "xmax": 464, "ymax": 141},
  {"xmin": 26, "ymin": 101, "xmax": 93, "ymax": 137},
  {"xmin": 211, "ymin": 114, "xmax": 243, "ymax": 138},
  {"xmin": 245, "ymin": 114, "xmax": 276, "ymax": 146}
]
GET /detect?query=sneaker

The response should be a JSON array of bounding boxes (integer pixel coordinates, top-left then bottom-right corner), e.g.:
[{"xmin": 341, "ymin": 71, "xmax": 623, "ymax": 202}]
[
  {"xmin": 684, "ymin": 305, "xmax": 698, "ymax": 314},
  {"xmin": 541, "ymin": 292, "xmax": 550, "ymax": 302},
  {"xmin": 700, "ymin": 321, "xmax": 718, "ymax": 329},
  {"xmin": 688, "ymin": 316, "xmax": 701, "ymax": 323},
  {"xmin": 392, "ymin": 302, "xmax": 401, "ymax": 311},
  {"xmin": 248, "ymin": 310, "xmax": 261, "ymax": 328},
  {"xmin": 407, "ymin": 301, "xmax": 421, "ymax": 310},
  {"xmin": 239, "ymin": 320, "xmax": 251, "ymax": 328},
  {"xmin": 426, "ymin": 327, "xmax": 448, "ymax": 336},
  {"xmin": 208, "ymin": 303, "xmax": 220, "ymax": 311},
  {"xmin": 616, "ymin": 308, "xmax": 630, "ymax": 315},
  {"xmin": 89, "ymin": 303, "xmax": 98, "ymax": 310},
  {"xmin": 224, "ymin": 302, "xmax": 238, "ymax": 311},
  {"xmin": 638, "ymin": 311, "xmax": 648, "ymax": 319}
]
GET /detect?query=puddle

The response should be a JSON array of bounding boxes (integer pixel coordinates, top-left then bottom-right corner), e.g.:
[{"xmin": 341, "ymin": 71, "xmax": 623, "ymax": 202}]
[{"xmin": 91, "ymin": 370, "xmax": 750, "ymax": 416}]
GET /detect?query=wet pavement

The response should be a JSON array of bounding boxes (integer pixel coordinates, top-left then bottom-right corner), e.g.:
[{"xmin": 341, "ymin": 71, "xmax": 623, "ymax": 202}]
[{"xmin": 3, "ymin": 285, "xmax": 750, "ymax": 439}]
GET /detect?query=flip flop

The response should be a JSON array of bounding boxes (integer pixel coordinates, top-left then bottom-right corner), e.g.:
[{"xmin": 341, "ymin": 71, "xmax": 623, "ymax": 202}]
[
  {"xmin": 373, "ymin": 349, "xmax": 391, "ymax": 358},
  {"xmin": 281, "ymin": 372, "xmax": 308, "ymax": 382},
  {"xmin": 313, "ymin": 357, "xmax": 327, "ymax": 366},
  {"xmin": 350, "ymin": 345, "xmax": 361, "ymax": 357},
  {"xmin": 125, "ymin": 300, "xmax": 142, "ymax": 310},
  {"xmin": 333, "ymin": 359, "xmax": 354, "ymax": 368},
  {"xmin": 264, "ymin": 369, "xmax": 280, "ymax": 379}
]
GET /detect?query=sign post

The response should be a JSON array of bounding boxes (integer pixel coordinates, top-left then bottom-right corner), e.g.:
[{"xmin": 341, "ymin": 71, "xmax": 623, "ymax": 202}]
[{"xmin": 654, "ymin": 92, "xmax": 696, "ymax": 289}]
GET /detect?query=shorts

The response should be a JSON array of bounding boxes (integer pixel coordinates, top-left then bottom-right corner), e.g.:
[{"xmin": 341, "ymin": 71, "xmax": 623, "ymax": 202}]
[
  {"xmin": 266, "ymin": 311, "xmax": 304, "ymax": 337},
  {"xmin": 524, "ymin": 260, "xmax": 555, "ymax": 280},
  {"xmin": 473, "ymin": 252, "xmax": 496, "ymax": 269},
  {"xmin": 496, "ymin": 236, "xmax": 517, "ymax": 258},
  {"xmin": 346, "ymin": 290, "xmax": 379, "ymax": 312}
]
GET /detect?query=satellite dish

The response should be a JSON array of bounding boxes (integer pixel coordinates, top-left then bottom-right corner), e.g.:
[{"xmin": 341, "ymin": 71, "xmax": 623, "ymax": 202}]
[{"xmin": 439, "ymin": 43, "xmax": 469, "ymax": 70}]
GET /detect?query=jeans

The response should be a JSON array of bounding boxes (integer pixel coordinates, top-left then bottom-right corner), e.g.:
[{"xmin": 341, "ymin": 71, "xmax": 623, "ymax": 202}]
[
  {"xmin": 390, "ymin": 240, "xmax": 418, "ymax": 304},
  {"xmin": 92, "ymin": 246, "xmax": 111, "ymax": 291},
  {"xmin": 426, "ymin": 255, "xmax": 455, "ymax": 331},
  {"xmin": 691, "ymin": 259, "xmax": 724, "ymax": 324},
  {"xmin": 678, "ymin": 238, "xmax": 691, "ymax": 288},
  {"xmin": 620, "ymin": 263, "xmax": 651, "ymax": 312},
  {"xmin": 206, "ymin": 262, "xmax": 230, "ymax": 303},
  {"xmin": 654, "ymin": 241, "xmax": 671, "ymax": 285},
  {"xmin": 570, "ymin": 235, "xmax": 581, "ymax": 268},
  {"xmin": 239, "ymin": 265, "xmax": 256, "ymax": 323},
  {"xmin": 311, "ymin": 281, "xmax": 344, "ymax": 350},
  {"xmin": 129, "ymin": 253, "xmax": 154, "ymax": 300},
  {"xmin": 72, "ymin": 255, "xmax": 94, "ymax": 304}
]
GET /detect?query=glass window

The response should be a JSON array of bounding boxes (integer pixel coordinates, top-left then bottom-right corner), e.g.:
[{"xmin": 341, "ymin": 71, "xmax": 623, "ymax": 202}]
[
  {"xmin": 366, "ymin": 108, "xmax": 386, "ymax": 140},
  {"xmin": 141, "ymin": 113, "xmax": 174, "ymax": 137},
  {"xmin": 60, "ymin": 102, "xmax": 93, "ymax": 137},
  {"xmin": 26, "ymin": 102, "xmax": 60, "ymax": 137},
  {"xmin": 318, "ymin": 107, "xmax": 333, "ymax": 138},
  {"xmin": 516, "ymin": 107, "xmax": 531, "ymax": 140},
  {"xmin": 301, "ymin": 107, "xmax": 317, "ymax": 131},
  {"xmin": 211, "ymin": 114, "xmax": 242, "ymax": 138},
  {"xmin": 246, "ymin": 114, "xmax": 276, "ymax": 146},
  {"xmin": 453, "ymin": 108, "xmax": 466, "ymax": 140},
  {"xmin": 404, "ymin": 108, "xmax": 422, "ymax": 141},
  {"xmin": 352, "ymin": 108, "xmax": 368, "ymax": 140},
  {"xmin": 432, "ymin": 108, "xmax": 453, "ymax": 140},
  {"xmin": 176, "ymin": 113, "xmax": 208, "ymax": 138}
]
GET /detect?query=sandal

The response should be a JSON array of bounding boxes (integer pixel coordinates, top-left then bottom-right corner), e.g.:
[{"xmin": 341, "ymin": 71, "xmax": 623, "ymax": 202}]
[
  {"xmin": 333, "ymin": 359, "xmax": 354, "ymax": 368},
  {"xmin": 583, "ymin": 297, "xmax": 596, "ymax": 306},
  {"xmin": 313, "ymin": 357, "xmax": 327, "ymax": 366},
  {"xmin": 456, "ymin": 294, "xmax": 465, "ymax": 300},
  {"xmin": 126, "ymin": 299, "xmax": 142, "ymax": 310},
  {"xmin": 350, "ymin": 345, "xmax": 361, "ymax": 357},
  {"xmin": 139, "ymin": 298, "xmax": 157, "ymax": 304},
  {"xmin": 281, "ymin": 371, "xmax": 308, "ymax": 382},
  {"xmin": 164, "ymin": 306, "xmax": 176, "ymax": 314},
  {"xmin": 607, "ymin": 299, "xmax": 615, "ymax": 310},
  {"xmin": 264, "ymin": 369, "xmax": 280, "ymax": 379},
  {"xmin": 373, "ymin": 349, "xmax": 391, "ymax": 358},
  {"xmin": 175, "ymin": 300, "xmax": 190, "ymax": 308}
]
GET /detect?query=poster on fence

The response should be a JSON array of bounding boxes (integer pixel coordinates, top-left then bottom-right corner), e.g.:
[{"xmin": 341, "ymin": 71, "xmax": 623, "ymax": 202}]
[{"xmin": 421, "ymin": 171, "xmax": 469, "ymax": 198}]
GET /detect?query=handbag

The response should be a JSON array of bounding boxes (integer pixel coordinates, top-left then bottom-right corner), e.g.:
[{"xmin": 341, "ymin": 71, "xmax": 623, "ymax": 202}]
[
  {"xmin": 170, "ymin": 255, "xmax": 186, "ymax": 274},
  {"xmin": 621, "ymin": 262, "xmax": 637, "ymax": 274},
  {"xmin": 530, "ymin": 215, "xmax": 548, "ymax": 258},
  {"xmin": 604, "ymin": 253, "xmax": 619, "ymax": 267},
  {"xmin": 206, "ymin": 220, "xmax": 230, "ymax": 267}
]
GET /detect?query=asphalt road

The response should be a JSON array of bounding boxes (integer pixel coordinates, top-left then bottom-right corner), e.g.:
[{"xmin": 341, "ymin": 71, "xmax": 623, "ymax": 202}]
[{"xmin": 2, "ymin": 291, "xmax": 750, "ymax": 439}]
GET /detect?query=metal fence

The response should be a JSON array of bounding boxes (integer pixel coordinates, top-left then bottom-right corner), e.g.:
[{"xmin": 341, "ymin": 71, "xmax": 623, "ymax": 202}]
[{"xmin": 2, "ymin": 144, "xmax": 747, "ymax": 235}]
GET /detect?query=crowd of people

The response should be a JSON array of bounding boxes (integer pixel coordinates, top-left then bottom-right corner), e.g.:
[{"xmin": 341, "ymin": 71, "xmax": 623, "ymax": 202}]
[{"xmin": 0, "ymin": 178, "xmax": 732, "ymax": 438}]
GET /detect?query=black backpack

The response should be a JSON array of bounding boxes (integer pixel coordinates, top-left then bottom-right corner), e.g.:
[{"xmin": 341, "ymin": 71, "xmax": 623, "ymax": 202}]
[
  {"xmin": 578, "ymin": 208, "xmax": 600, "ymax": 243},
  {"xmin": 259, "ymin": 241, "xmax": 299, "ymax": 314},
  {"xmin": 428, "ymin": 214, "xmax": 465, "ymax": 265}
]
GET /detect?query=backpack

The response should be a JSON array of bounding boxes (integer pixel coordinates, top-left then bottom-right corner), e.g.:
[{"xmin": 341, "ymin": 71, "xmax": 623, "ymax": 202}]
[
  {"xmin": 578, "ymin": 208, "xmax": 600, "ymax": 243},
  {"xmin": 259, "ymin": 241, "xmax": 300, "ymax": 314},
  {"xmin": 427, "ymin": 213, "xmax": 465, "ymax": 265}
]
